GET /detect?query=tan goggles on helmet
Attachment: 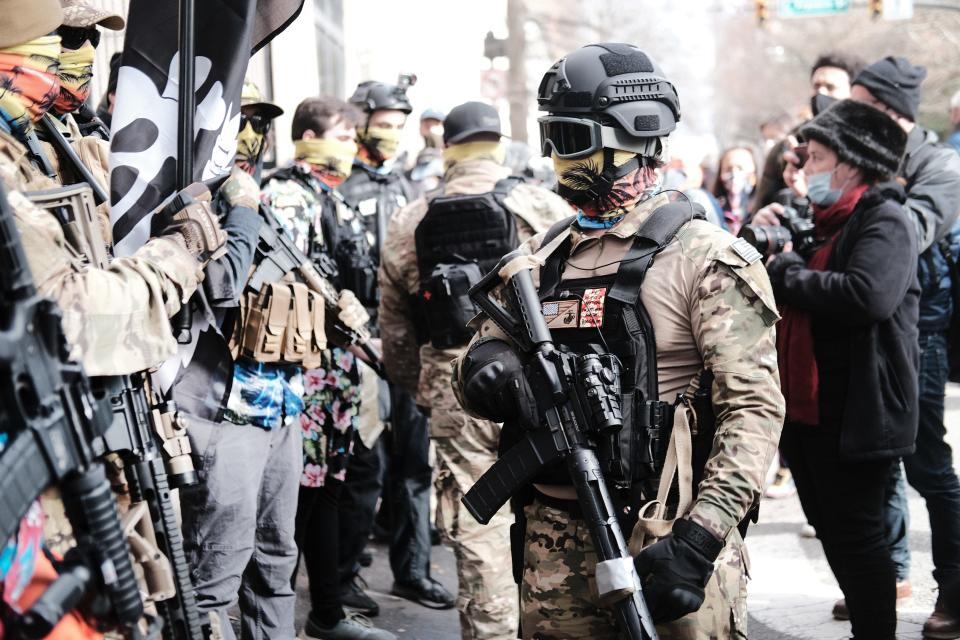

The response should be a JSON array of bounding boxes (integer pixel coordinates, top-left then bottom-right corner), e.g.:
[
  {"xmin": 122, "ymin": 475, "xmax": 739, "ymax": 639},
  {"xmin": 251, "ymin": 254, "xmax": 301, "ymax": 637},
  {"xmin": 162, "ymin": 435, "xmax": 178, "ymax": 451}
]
[{"xmin": 539, "ymin": 116, "xmax": 660, "ymax": 160}]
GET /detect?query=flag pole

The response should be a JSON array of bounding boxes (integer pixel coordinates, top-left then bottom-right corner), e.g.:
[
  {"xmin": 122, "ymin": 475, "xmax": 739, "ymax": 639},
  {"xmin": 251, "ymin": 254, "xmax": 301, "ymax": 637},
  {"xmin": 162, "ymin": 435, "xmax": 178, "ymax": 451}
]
[
  {"xmin": 172, "ymin": 0, "xmax": 196, "ymax": 341},
  {"xmin": 176, "ymin": 0, "xmax": 195, "ymax": 189}
]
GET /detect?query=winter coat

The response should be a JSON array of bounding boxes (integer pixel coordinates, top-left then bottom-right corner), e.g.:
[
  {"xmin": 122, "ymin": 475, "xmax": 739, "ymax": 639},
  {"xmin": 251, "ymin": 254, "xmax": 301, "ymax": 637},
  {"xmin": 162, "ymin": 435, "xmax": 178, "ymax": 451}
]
[
  {"xmin": 902, "ymin": 127, "xmax": 960, "ymax": 332},
  {"xmin": 767, "ymin": 183, "xmax": 920, "ymax": 461}
]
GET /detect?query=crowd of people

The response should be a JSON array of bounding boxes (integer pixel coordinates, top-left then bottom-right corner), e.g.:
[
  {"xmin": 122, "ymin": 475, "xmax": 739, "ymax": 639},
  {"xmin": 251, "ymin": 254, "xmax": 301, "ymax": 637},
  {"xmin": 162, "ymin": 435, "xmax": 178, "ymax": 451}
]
[{"xmin": 2, "ymin": 2, "xmax": 960, "ymax": 640}]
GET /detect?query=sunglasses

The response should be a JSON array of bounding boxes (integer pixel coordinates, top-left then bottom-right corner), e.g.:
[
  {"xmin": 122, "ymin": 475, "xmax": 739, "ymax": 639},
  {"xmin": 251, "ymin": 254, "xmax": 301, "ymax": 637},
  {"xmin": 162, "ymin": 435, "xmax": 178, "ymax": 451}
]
[
  {"xmin": 240, "ymin": 113, "xmax": 272, "ymax": 135},
  {"xmin": 538, "ymin": 116, "xmax": 659, "ymax": 160},
  {"xmin": 58, "ymin": 26, "xmax": 100, "ymax": 50}
]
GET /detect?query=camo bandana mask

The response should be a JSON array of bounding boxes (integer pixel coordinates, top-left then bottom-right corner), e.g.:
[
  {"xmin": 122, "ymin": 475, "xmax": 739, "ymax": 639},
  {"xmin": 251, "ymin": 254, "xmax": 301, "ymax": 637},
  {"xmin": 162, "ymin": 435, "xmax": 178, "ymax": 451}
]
[
  {"xmin": 54, "ymin": 41, "xmax": 95, "ymax": 115},
  {"xmin": 553, "ymin": 148, "xmax": 660, "ymax": 220},
  {"xmin": 0, "ymin": 36, "xmax": 61, "ymax": 133}
]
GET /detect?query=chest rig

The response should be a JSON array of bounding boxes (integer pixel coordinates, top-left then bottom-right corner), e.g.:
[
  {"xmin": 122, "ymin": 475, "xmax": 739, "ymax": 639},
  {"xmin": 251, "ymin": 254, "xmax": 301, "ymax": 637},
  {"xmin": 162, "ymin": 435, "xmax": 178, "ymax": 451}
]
[{"xmin": 528, "ymin": 201, "xmax": 710, "ymax": 496}]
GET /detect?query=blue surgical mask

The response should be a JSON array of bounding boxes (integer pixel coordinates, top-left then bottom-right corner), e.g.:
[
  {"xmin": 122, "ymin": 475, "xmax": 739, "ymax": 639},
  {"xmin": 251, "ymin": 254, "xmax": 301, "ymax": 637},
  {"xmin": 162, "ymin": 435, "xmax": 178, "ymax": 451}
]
[{"xmin": 807, "ymin": 170, "xmax": 843, "ymax": 207}]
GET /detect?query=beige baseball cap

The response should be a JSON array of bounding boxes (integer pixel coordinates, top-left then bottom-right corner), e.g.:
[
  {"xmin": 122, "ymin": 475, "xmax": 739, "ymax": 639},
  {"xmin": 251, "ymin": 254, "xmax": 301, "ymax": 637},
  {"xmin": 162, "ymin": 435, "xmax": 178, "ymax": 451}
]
[
  {"xmin": 60, "ymin": 0, "xmax": 125, "ymax": 30},
  {"xmin": 0, "ymin": 0, "xmax": 62, "ymax": 48}
]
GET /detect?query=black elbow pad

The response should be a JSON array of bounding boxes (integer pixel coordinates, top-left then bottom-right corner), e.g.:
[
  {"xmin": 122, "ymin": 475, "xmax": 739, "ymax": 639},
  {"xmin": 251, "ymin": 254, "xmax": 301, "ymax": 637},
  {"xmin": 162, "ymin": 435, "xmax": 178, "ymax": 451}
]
[{"xmin": 460, "ymin": 337, "xmax": 537, "ymax": 426}]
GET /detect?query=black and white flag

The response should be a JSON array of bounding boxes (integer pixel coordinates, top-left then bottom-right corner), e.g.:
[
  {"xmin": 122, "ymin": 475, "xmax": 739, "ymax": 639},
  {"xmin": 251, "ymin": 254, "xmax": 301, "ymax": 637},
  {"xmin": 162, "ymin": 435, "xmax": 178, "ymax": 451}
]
[{"xmin": 108, "ymin": 0, "xmax": 302, "ymax": 415}]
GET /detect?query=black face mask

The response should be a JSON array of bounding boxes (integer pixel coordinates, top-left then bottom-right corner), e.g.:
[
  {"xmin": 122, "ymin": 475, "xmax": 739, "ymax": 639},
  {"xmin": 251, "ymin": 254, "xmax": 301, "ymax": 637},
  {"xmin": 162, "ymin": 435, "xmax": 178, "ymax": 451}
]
[{"xmin": 811, "ymin": 93, "xmax": 838, "ymax": 117}]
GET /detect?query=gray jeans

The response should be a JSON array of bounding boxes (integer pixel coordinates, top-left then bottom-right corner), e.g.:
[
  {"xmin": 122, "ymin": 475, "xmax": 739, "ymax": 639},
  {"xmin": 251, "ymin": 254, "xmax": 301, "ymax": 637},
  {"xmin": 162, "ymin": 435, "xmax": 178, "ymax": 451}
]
[{"xmin": 180, "ymin": 416, "xmax": 302, "ymax": 640}]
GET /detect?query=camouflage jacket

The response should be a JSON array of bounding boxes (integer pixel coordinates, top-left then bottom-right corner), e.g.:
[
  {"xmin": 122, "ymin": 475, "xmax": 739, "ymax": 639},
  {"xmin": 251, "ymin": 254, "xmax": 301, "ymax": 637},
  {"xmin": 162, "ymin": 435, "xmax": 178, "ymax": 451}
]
[
  {"xmin": 0, "ymin": 129, "xmax": 202, "ymax": 377},
  {"xmin": 452, "ymin": 194, "xmax": 786, "ymax": 541},
  {"xmin": 378, "ymin": 155, "xmax": 573, "ymax": 435}
]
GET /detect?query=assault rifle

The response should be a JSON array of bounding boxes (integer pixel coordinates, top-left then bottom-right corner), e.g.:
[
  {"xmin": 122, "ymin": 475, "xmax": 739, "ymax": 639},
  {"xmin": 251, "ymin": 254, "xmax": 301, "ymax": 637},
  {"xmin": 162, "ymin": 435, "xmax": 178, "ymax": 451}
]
[
  {"xmin": 461, "ymin": 250, "xmax": 659, "ymax": 640},
  {"xmin": 247, "ymin": 206, "xmax": 387, "ymax": 378},
  {"xmin": 98, "ymin": 373, "xmax": 205, "ymax": 640},
  {"xmin": 0, "ymin": 181, "xmax": 143, "ymax": 637}
]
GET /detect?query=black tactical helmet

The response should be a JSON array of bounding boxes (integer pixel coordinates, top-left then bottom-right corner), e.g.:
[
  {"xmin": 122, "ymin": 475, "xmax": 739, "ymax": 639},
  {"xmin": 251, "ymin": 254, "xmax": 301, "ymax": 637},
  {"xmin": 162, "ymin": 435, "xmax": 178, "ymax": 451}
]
[
  {"xmin": 348, "ymin": 74, "xmax": 416, "ymax": 115},
  {"xmin": 537, "ymin": 43, "xmax": 680, "ymax": 159}
]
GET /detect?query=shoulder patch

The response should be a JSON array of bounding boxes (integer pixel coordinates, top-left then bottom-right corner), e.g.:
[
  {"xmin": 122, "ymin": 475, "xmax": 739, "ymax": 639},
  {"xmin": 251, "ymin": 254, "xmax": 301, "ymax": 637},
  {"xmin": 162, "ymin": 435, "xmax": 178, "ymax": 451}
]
[{"xmin": 730, "ymin": 238, "xmax": 763, "ymax": 265}]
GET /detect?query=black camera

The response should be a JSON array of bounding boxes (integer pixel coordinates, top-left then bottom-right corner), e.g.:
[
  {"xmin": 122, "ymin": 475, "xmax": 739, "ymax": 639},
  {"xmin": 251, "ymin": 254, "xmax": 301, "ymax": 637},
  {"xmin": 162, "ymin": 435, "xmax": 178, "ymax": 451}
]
[{"xmin": 739, "ymin": 206, "xmax": 817, "ymax": 258}]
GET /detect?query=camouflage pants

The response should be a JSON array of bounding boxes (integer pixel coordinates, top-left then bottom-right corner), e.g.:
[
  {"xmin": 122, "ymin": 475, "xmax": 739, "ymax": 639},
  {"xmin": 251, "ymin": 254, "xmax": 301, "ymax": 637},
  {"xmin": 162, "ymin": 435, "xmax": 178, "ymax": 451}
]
[
  {"xmin": 520, "ymin": 500, "xmax": 749, "ymax": 640},
  {"xmin": 433, "ymin": 415, "xmax": 519, "ymax": 640}
]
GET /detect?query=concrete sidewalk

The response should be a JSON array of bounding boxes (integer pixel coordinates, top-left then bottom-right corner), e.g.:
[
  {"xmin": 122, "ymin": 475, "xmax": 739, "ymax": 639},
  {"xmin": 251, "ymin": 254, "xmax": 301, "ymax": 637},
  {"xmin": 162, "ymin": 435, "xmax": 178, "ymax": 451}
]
[
  {"xmin": 744, "ymin": 384, "xmax": 960, "ymax": 640},
  {"xmin": 287, "ymin": 385, "xmax": 960, "ymax": 639}
]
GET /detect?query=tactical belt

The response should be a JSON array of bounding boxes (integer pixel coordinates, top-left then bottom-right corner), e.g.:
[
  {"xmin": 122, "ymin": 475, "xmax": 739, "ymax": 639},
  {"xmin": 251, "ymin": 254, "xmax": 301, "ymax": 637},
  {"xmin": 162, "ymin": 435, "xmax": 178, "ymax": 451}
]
[{"xmin": 532, "ymin": 491, "xmax": 583, "ymax": 519}]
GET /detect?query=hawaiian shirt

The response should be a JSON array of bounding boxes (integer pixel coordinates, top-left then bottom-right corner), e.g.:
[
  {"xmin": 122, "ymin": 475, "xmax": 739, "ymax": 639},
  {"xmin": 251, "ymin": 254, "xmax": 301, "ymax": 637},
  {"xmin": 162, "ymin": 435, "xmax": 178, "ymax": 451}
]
[
  {"xmin": 262, "ymin": 164, "xmax": 362, "ymax": 486},
  {"xmin": 223, "ymin": 358, "xmax": 305, "ymax": 429}
]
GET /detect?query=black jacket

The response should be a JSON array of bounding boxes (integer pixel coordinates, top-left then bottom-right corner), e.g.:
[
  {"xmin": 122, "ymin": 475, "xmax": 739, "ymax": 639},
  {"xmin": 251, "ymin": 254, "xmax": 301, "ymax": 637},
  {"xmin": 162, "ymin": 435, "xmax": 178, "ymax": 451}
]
[
  {"xmin": 901, "ymin": 127, "xmax": 960, "ymax": 332},
  {"xmin": 767, "ymin": 183, "xmax": 920, "ymax": 461}
]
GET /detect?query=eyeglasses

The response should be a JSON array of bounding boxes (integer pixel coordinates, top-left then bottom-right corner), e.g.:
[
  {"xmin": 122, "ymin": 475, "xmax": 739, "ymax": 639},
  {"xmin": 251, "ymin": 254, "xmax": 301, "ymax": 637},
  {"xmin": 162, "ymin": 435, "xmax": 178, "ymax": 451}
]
[
  {"xmin": 538, "ymin": 116, "xmax": 660, "ymax": 160},
  {"xmin": 240, "ymin": 113, "xmax": 272, "ymax": 135},
  {"xmin": 58, "ymin": 26, "xmax": 100, "ymax": 50}
]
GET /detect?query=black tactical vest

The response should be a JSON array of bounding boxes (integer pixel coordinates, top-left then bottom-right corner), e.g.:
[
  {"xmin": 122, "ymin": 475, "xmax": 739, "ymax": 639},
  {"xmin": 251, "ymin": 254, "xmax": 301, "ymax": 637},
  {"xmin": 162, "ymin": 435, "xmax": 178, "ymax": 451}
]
[
  {"xmin": 415, "ymin": 177, "xmax": 521, "ymax": 349},
  {"xmin": 503, "ymin": 201, "xmax": 718, "ymax": 516},
  {"xmin": 339, "ymin": 162, "xmax": 417, "ymax": 259},
  {"xmin": 271, "ymin": 166, "xmax": 380, "ymax": 312}
]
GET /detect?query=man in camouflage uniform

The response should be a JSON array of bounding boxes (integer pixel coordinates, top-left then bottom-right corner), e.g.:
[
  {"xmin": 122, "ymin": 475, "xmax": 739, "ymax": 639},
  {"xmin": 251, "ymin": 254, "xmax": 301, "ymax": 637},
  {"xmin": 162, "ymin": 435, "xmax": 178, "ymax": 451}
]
[
  {"xmin": 453, "ymin": 44, "xmax": 784, "ymax": 639},
  {"xmin": 0, "ymin": 1, "xmax": 226, "ymax": 377},
  {"xmin": 379, "ymin": 101, "xmax": 573, "ymax": 639},
  {"xmin": 0, "ymin": 2, "xmax": 228, "ymax": 635}
]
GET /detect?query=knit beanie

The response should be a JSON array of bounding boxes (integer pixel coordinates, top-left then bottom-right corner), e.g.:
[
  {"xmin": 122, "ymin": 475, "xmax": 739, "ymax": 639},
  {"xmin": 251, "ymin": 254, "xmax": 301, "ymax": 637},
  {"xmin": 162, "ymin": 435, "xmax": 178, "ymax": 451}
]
[{"xmin": 852, "ymin": 56, "xmax": 927, "ymax": 121}]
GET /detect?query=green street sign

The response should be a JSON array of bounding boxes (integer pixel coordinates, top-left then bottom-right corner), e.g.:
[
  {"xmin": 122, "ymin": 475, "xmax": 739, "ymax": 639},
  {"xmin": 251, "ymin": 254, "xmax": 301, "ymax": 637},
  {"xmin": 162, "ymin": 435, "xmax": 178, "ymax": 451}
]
[{"xmin": 777, "ymin": 0, "xmax": 852, "ymax": 17}]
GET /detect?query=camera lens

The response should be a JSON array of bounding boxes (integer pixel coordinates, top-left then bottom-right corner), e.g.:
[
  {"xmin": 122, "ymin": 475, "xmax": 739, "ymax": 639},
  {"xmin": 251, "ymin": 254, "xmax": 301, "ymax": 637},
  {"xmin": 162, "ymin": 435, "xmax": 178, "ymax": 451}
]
[{"xmin": 739, "ymin": 224, "xmax": 791, "ymax": 257}]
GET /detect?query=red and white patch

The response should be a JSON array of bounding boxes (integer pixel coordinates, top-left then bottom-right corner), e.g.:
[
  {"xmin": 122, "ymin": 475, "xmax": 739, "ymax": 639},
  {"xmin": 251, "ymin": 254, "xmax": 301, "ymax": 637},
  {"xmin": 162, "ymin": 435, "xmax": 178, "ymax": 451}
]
[{"xmin": 580, "ymin": 287, "xmax": 607, "ymax": 328}]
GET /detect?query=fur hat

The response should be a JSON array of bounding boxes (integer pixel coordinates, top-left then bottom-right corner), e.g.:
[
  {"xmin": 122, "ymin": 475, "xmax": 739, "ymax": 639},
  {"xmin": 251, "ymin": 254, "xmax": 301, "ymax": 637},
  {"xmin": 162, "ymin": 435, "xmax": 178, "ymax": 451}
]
[{"xmin": 799, "ymin": 99, "xmax": 907, "ymax": 179}]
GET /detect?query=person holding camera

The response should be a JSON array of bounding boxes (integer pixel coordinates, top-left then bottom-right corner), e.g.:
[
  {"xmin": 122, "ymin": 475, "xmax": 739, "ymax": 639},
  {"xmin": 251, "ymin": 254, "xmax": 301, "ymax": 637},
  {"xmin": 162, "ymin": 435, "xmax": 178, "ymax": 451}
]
[
  {"xmin": 764, "ymin": 100, "xmax": 916, "ymax": 640},
  {"xmin": 851, "ymin": 57, "xmax": 960, "ymax": 639}
]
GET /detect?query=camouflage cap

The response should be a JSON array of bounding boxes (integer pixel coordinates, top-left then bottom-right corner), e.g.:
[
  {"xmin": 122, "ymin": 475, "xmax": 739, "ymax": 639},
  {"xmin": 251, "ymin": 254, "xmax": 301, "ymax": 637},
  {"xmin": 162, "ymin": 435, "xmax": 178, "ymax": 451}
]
[
  {"xmin": 60, "ymin": 0, "xmax": 125, "ymax": 30},
  {"xmin": 0, "ymin": 0, "xmax": 62, "ymax": 48},
  {"xmin": 241, "ymin": 78, "xmax": 283, "ymax": 119}
]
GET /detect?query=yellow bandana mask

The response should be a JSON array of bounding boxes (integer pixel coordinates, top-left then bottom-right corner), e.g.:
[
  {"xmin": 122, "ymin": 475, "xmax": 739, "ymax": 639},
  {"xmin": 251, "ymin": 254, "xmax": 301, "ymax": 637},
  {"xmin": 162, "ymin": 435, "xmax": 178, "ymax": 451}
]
[
  {"xmin": 359, "ymin": 126, "xmax": 402, "ymax": 162},
  {"xmin": 0, "ymin": 35, "xmax": 61, "ymax": 132},
  {"xmin": 442, "ymin": 141, "xmax": 505, "ymax": 170},
  {"xmin": 54, "ymin": 41, "xmax": 96, "ymax": 114},
  {"xmin": 295, "ymin": 138, "xmax": 358, "ymax": 183}
]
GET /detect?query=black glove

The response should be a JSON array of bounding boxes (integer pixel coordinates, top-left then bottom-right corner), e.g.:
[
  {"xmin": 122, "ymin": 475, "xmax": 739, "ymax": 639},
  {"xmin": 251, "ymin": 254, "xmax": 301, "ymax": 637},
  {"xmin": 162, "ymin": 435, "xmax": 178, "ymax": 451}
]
[
  {"xmin": 460, "ymin": 337, "xmax": 538, "ymax": 427},
  {"xmin": 634, "ymin": 519, "xmax": 722, "ymax": 624},
  {"xmin": 764, "ymin": 250, "xmax": 804, "ymax": 297}
]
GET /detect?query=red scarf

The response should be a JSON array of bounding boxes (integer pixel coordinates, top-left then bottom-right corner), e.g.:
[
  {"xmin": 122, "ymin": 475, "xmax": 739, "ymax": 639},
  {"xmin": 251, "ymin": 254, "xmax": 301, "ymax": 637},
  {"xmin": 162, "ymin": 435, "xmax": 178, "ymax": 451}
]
[{"xmin": 776, "ymin": 184, "xmax": 868, "ymax": 425}]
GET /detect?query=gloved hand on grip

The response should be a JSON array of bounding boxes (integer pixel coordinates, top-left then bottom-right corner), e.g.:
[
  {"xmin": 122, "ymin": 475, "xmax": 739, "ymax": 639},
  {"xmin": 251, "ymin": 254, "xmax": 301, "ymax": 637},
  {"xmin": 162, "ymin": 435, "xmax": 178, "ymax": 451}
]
[
  {"xmin": 459, "ymin": 337, "xmax": 538, "ymax": 428},
  {"xmin": 219, "ymin": 165, "xmax": 261, "ymax": 211},
  {"xmin": 153, "ymin": 183, "xmax": 228, "ymax": 267},
  {"xmin": 337, "ymin": 290, "xmax": 370, "ymax": 332},
  {"xmin": 634, "ymin": 518, "xmax": 722, "ymax": 624}
]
